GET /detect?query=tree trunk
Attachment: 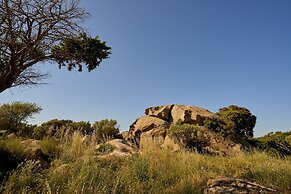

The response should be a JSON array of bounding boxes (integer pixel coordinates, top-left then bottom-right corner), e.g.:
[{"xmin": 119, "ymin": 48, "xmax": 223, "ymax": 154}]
[{"xmin": 0, "ymin": 75, "xmax": 16, "ymax": 93}]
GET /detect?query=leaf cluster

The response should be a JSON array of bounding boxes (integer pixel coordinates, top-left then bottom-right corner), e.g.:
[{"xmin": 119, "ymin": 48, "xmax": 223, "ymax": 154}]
[{"xmin": 52, "ymin": 33, "xmax": 111, "ymax": 72}]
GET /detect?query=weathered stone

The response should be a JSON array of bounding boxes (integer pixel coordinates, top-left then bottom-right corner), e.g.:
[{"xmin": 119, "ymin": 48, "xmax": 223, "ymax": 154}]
[
  {"xmin": 129, "ymin": 115, "xmax": 170, "ymax": 138},
  {"xmin": 204, "ymin": 176, "xmax": 280, "ymax": 194},
  {"xmin": 161, "ymin": 135, "xmax": 181, "ymax": 152},
  {"xmin": 128, "ymin": 104, "xmax": 243, "ymax": 156},
  {"xmin": 7, "ymin": 133, "xmax": 16, "ymax": 138},
  {"xmin": 145, "ymin": 105, "xmax": 174, "ymax": 121},
  {"xmin": 96, "ymin": 139, "xmax": 137, "ymax": 157},
  {"xmin": 171, "ymin": 105, "xmax": 214, "ymax": 125},
  {"xmin": 121, "ymin": 131, "xmax": 130, "ymax": 140},
  {"xmin": 140, "ymin": 127, "xmax": 167, "ymax": 148}
]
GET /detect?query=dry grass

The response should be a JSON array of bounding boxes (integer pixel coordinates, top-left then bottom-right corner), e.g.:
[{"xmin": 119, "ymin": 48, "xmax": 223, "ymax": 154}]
[{"xmin": 1, "ymin": 133, "xmax": 291, "ymax": 193}]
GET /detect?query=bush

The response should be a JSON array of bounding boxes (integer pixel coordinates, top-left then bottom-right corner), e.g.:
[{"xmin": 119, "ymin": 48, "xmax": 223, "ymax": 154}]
[
  {"xmin": 96, "ymin": 143, "xmax": 116, "ymax": 154},
  {"xmin": 203, "ymin": 117, "xmax": 235, "ymax": 137},
  {"xmin": 167, "ymin": 122, "xmax": 210, "ymax": 152},
  {"xmin": 33, "ymin": 119, "xmax": 93, "ymax": 139},
  {"xmin": 217, "ymin": 105, "xmax": 256, "ymax": 139},
  {"xmin": 249, "ymin": 131, "xmax": 291, "ymax": 158},
  {"xmin": 92, "ymin": 119, "xmax": 119, "ymax": 142},
  {"xmin": 33, "ymin": 119, "xmax": 73, "ymax": 139}
]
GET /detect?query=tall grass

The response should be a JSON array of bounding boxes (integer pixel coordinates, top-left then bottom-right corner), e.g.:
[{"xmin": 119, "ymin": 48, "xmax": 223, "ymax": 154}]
[{"xmin": 1, "ymin": 132, "xmax": 290, "ymax": 193}]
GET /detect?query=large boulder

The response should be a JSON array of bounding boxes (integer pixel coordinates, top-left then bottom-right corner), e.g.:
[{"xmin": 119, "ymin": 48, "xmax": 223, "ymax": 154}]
[
  {"xmin": 129, "ymin": 116, "xmax": 170, "ymax": 140},
  {"xmin": 96, "ymin": 139, "xmax": 137, "ymax": 157},
  {"xmin": 145, "ymin": 105, "xmax": 174, "ymax": 121},
  {"xmin": 129, "ymin": 104, "xmax": 215, "ymax": 146},
  {"xmin": 161, "ymin": 135, "xmax": 181, "ymax": 152},
  {"xmin": 171, "ymin": 105, "xmax": 214, "ymax": 125},
  {"xmin": 204, "ymin": 176, "xmax": 280, "ymax": 193},
  {"xmin": 140, "ymin": 127, "xmax": 167, "ymax": 148},
  {"xmin": 128, "ymin": 104, "xmax": 243, "ymax": 155}
]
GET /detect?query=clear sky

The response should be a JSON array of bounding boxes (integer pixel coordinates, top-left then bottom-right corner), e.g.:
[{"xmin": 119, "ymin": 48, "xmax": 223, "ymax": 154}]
[{"xmin": 1, "ymin": 0, "xmax": 291, "ymax": 136}]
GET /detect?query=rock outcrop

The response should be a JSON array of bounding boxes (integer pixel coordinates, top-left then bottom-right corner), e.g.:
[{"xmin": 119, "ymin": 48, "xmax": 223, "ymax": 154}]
[
  {"xmin": 204, "ymin": 176, "xmax": 280, "ymax": 194},
  {"xmin": 96, "ymin": 139, "xmax": 137, "ymax": 157},
  {"xmin": 128, "ymin": 104, "xmax": 244, "ymax": 155}
]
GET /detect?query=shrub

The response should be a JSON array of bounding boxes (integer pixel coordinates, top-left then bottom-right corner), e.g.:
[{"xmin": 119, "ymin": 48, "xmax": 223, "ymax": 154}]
[
  {"xmin": 33, "ymin": 119, "xmax": 74, "ymax": 139},
  {"xmin": 217, "ymin": 105, "xmax": 256, "ymax": 139},
  {"xmin": 96, "ymin": 143, "xmax": 116, "ymax": 154},
  {"xmin": 68, "ymin": 121, "xmax": 93, "ymax": 135},
  {"xmin": 92, "ymin": 119, "xmax": 119, "ymax": 142},
  {"xmin": 33, "ymin": 119, "xmax": 93, "ymax": 139},
  {"xmin": 167, "ymin": 123, "xmax": 210, "ymax": 152},
  {"xmin": 203, "ymin": 117, "xmax": 235, "ymax": 137},
  {"xmin": 249, "ymin": 131, "xmax": 291, "ymax": 158}
]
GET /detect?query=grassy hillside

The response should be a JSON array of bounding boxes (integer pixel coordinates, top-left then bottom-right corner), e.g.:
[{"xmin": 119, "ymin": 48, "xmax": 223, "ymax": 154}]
[{"xmin": 1, "ymin": 132, "xmax": 290, "ymax": 193}]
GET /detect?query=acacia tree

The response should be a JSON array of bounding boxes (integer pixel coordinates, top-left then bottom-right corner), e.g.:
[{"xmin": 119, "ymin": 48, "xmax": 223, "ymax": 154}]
[
  {"xmin": 0, "ymin": 101, "xmax": 41, "ymax": 131},
  {"xmin": 0, "ymin": 0, "xmax": 111, "ymax": 93}
]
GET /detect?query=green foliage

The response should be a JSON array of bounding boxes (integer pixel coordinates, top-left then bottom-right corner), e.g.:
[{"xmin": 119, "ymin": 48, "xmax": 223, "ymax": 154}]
[
  {"xmin": 0, "ymin": 0, "xmax": 111, "ymax": 93},
  {"xmin": 168, "ymin": 123, "xmax": 210, "ymax": 152},
  {"xmin": 38, "ymin": 139, "xmax": 61, "ymax": 160},
  {"xmin": 257, "ymin": 131, "xmax": 291, "ymax": 144},
  {"xmin": 68, "ymin": 121, "xmax": 94, "ymax": 135},
  {"xmin": 33, "ymin": 119, "xmax": 93, "ymax": 139},
  {"xmin": 0, "ymin": 102, "xmax": 41, "ymax": 134},
  {"xmin": 203, "ymin": 117, "xmax": 236, "ymax": 137},
  {"xmin": 217, "ymin": 105, "xmax": 256, "ymax": 139},
  {"xmin": 52, "ymin": 33, "xmax": 111, "ymax": 72},
  {"xmin": 96, "ymin": 143, "xmax": 116, "ymax": 154},
  {"xmin": 249, "ymin": 131, "xmax": 291, "ymax": 157},
  {"xmin": 92, "ymin": 119, "xmax": 120, "ymax": 141},
  {"xmin": 33, "ymin": 119, "xmax": 73, "ymax": 139}
]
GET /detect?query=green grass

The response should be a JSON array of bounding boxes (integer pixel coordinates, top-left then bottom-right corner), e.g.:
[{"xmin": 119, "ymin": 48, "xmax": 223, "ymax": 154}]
[{"xmin": 1, "ymin": 133, "xmax": 291, "ymax": 193}]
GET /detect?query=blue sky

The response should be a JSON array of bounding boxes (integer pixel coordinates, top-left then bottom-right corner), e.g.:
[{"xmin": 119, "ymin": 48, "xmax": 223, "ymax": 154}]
[{"xmin": 1, "ymin": 0, "xmax": 291, "ymax": 136}]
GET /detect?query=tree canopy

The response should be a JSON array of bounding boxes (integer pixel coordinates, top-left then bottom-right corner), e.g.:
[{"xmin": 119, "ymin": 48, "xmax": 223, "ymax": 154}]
[
  {"xmin": 0, "ymin": 0, "xmax": 111, "ymax": 93},
  {"xmin": 92, "ymin": 119, "xmax": 119, "ymax": 140},
  {"xmin": 217, "ymin": 105, "xmax": 256, "ymax": 139},
  {"xmin": 0, "ymin": 101, "xmax": 41, "ymax": 132}
]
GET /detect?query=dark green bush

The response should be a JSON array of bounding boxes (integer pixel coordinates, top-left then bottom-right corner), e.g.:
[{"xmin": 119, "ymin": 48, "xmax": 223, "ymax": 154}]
[
  {"xmin": 217, "ymin": 105, "xmax": 256, "ymax": 139},
  {"xmin": 203, "ymin": 117, "xmax": 235, "ymax": 137},
  {"xmin": 167, "ymin": 123, "xmax": 210, "ymax": 152}
]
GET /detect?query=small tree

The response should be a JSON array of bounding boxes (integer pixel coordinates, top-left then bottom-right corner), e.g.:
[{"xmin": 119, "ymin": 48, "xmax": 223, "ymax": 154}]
[
  {"xmin": 0, "ymin": 102, "xmax": 41, "ymax": 132},
  {"xmin": 217, "ymin": 105, "xmax": 256, "ymax": 139},
  {"xmin": 92, "ymin": 119, "xmax": 119, "ymax": 141}
]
